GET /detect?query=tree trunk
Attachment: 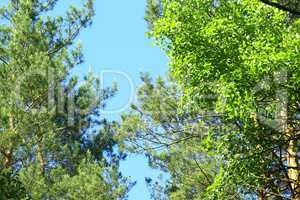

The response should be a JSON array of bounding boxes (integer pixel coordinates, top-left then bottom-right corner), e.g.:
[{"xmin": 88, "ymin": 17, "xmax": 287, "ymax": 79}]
[
  {"xmin": 258, "ymin": 190, "xmax": 265, "ymax": 200},
  {"xmin": 287, "ymin": 138, "xmax": 300, "ymax": 200},
  {"xmin": 274, "ymin": 70, "xmax": 299, "ymax": 199},
  {"xmin": 3, "ymin": 113, "xmax": 14, "ymax": 167},
  {"xmin": 37, "ymin": 145, "xmax": 46, "ymax": 176}
]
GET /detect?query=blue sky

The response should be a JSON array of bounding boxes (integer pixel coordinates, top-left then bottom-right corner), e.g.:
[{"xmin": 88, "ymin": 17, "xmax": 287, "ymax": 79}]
[
  {"xmin": 74, "ymin": 1, "xmax": 169, "ymax": 199},
  {"xmin": 0, "ymin": 0, "xmax": 169, "ymax": 199}
]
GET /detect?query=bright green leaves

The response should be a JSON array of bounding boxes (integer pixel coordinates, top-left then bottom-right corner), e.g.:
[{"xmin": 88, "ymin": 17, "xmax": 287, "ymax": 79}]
[{"xmin": 149, "ymin": 0, "xmax": 300, "ymax": 199}]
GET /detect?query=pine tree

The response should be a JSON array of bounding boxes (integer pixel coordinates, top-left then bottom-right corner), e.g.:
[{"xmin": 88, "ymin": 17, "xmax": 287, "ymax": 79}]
[
  {"xmin": 145, "ymin": 0, "xmax": 162, "ymax": 30},
  {"xmin": 0, "ymin": 0, "xmax": 131, "ymax": 199},
  {"xmin": 117, "ymin": 75, "xmax": 226, "ymax": 200}
]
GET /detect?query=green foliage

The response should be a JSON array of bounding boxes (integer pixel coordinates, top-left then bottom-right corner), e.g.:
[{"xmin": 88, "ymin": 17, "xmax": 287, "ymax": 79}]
[
  {"xmin": 0, "ymin": 0, "xmax": 131, "ymax": 199},
  {"xmin": 18, "ymin": 154, "xmax": 130, "ymax": 200},
  {"xmin": 0, "ymin": 168, "xmax": 26, "ymax": 200},
  {"xmin": 117, "ymin": 76, "xmax": 221, "ymax": 200},
  {"xmin": 147, "ymin": 0, "xmax": 300, "ymax": 199},
  {"xmin": 145, "ymin": 0, "xmax": 162, "ymax": 30},
  {"xmin": 259, "ymin": 0, "xmax": 300, "ymax": 18}
]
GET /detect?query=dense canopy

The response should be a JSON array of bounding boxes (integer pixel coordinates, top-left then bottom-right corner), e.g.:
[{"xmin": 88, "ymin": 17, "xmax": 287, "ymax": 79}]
[
  {"xmin": 0, "ymin": 0, "xmax": 131, "ymax": 199},
  {"xmin": 1, "ymin": 0, "xmax": 300, "ymax": 199}
]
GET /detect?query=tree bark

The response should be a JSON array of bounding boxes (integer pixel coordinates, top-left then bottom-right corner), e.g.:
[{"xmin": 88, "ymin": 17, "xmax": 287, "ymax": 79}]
[
  {"xmin": 37, "ymin": 145, "xmax": 46, "ymax": 176},
  {"xmin": 3, "ymin": 113, "xmax": 14, "ymax": 167},
  {"xmin": 258, "ymin": 189, "xmax": 266, "ymax": 200},
  {"xmin": 1, "ymin": 148, "xmax": 12, "ymax": 168},
  {"xmin": 287, "ymin": 138, "xmax": 300, "ymax": 200}
]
